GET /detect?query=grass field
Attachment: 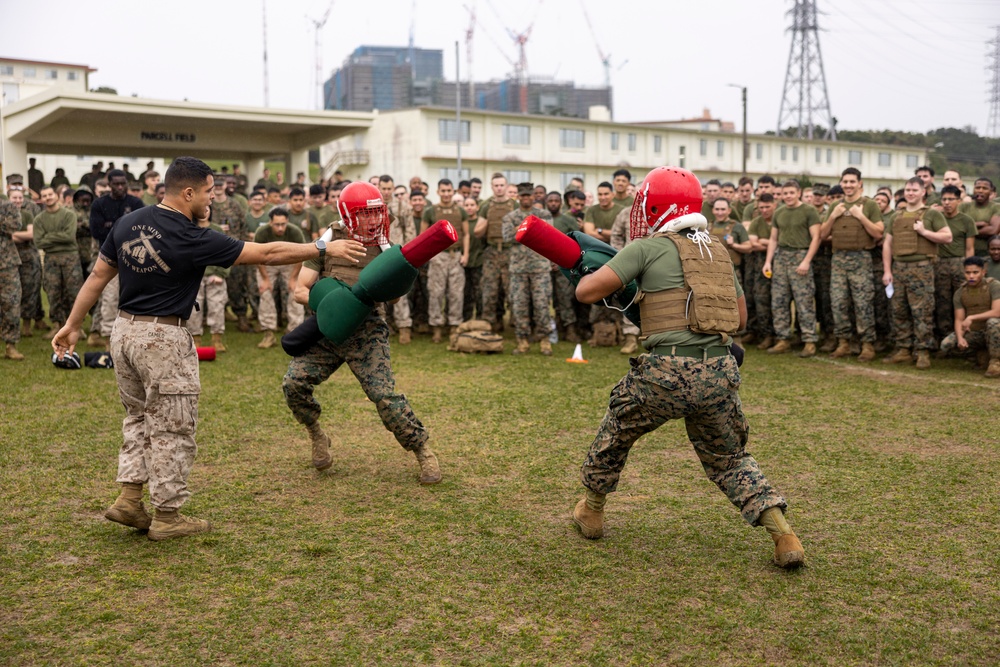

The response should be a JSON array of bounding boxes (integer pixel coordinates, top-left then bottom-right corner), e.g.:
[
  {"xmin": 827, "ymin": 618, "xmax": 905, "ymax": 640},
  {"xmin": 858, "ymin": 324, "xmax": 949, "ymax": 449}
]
[{"xmin": 2, "ymin": 326, "xmax": 999, "ymax": 666}]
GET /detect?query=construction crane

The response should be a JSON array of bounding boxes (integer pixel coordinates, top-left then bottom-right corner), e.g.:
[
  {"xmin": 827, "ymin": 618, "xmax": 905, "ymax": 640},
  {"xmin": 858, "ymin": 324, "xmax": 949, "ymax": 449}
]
[
  {"xmin": 484, "ymin": 0, "xmax": 543, "ymax": 114},
  {"xmin": 307, "ymin": 0, "xmax": 335, "ymax": 110}
]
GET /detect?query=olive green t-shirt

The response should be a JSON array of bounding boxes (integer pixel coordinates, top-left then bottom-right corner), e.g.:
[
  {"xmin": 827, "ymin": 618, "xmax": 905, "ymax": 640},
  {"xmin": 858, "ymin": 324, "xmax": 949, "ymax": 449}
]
[
  {"xmin": 141, "ymin": 192, "xmax": 158, "ymax": 207},
  {"xmin": 613, "ymin": 194, "xmax": 635, "ymax": 209},
  {"xmin": 605, "ymin": 235, "xmax": 743, "ymax": 350},
  {"xmin": 287, "ymin": 210, "xmax": 319, "ymax": 238},
  {"xmin": 254, "ymin": 223, "xmax": 306, "ymax": 244},
  {"xmin": 747, "ymin": 215, "xmax": 772, "ymax": 242},
  {"xmin": 245, "ymin": 211, "xmax": 270, "ymax": 236},
  {"xmin": 884, "ymin": 207, "xmax": 948, "ymax": 262},
  {"xmin": 952, "ymin": 278, "xmax": 1000, "ymax": 310},
  {"xmin": 583, "ymin": 203, "xmax": 623, "ymax": 230},
  {"xmin": 314, "ymin": 206, "xmax": 338, "ymax": 228},
  {"xmin": 986, "ymin": 258, "xmax": 1000, "ymax": 282},
  {"xmin": 773, "ymin": 203, "xmax": 819, "ymax": 249},
  {"xmin": 959, "ymin": 201, "xmax": 1000, "ymax": 256},
  {"xmin": 552, "ymin": 213, "xmax": 580, "ymax": 236},
  {"xmin": 939, "ymin": 212, "xmax": 977, "ymax": 258},
  {"xmin": 197, "ymin": 223, "xmax": 231, "ymax": 279}
]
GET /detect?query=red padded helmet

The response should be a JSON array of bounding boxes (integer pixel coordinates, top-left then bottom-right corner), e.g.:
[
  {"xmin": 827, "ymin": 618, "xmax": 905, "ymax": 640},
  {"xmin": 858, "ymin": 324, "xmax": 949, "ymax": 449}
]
[
  {"xmin": 630, "ymin": 167, "xmax": 705, "ymax": 240},
  {"xmin": 337, "ymin": 181, "xmax": 390, "ymax": 246}
]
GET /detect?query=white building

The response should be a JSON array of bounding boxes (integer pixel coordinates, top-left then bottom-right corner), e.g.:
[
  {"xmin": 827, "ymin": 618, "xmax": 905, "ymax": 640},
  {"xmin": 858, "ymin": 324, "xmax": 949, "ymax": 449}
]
[{"xmin": 322, "ymin": 106, "xmax": 927, "ymax": 192}]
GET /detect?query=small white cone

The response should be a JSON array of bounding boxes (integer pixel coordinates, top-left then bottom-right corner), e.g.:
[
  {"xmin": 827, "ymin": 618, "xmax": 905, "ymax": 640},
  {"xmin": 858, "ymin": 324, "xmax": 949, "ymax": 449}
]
[{"xmin": 566, "ymin": 343, "xmax": 588, "ymax": 363}]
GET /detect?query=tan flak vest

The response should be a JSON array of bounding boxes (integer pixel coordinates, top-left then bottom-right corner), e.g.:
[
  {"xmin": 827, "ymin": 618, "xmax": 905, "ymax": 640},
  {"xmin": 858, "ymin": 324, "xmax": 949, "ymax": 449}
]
[
  {"xmin": 322, "ymin": 226, "xmax": 381, "ymax": 287},
  {"xmin": 637, "ymin": 231, "xmax": 741, "ymax": 341},
  {"xmin": 960, "ymin": 277, "xmax": 995, "ymax": 332},
  {"xmin": 891, "ymin": 207, "xmax": 938, "ymax": 259},
  {"xmin": 485, "ymin": 198, "xmax": 516, "ymax": 245},
  {"xmin": 713, "ymin": 221, "xmax": 743, "ymax": 266},
  {"xmin": 830, "ymin": 197, "xmax": 876, "ymax": 251},
  {"xmin": 431, "ymin": 203, "xmax": 466, "ymax": 252}
]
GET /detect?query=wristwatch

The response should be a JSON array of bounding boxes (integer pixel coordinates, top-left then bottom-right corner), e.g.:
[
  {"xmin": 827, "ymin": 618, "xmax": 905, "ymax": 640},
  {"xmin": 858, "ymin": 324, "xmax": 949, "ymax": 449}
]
[{"xmin": 315, "ymin": 238, "xmax": 327, "ymax": 258}]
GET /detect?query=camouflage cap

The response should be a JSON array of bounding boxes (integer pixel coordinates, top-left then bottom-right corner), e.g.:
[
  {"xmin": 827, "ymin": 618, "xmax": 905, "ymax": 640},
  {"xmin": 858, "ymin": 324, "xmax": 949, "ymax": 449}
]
[
  {"xmin": 5, "ymin": 173, "xmax": 24, "ymax": 185},
  {"xmin": 516, "ymin": 182, "xmax": 535, "ymax": 196}
]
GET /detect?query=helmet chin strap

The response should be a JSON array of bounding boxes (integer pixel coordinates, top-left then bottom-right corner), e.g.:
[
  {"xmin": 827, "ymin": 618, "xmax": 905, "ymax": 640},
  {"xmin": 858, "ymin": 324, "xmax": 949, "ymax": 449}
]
[{"xmin": 649, "ymin": 212, "xmax": 707, "ymax": 236}]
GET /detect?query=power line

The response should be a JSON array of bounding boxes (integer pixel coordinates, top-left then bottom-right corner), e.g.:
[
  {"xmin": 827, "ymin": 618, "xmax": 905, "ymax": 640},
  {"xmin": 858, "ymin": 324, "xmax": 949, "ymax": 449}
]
[{"xmin": 778, "ymin": 0, "xmax": 837, "ymax": 140}]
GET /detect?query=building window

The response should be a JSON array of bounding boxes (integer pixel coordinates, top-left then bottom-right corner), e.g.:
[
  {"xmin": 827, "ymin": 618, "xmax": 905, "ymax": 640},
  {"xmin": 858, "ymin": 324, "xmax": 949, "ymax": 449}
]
[
  {"xmin": 826, "ymin": 149, "xmax": 833, "ymax": 164},
  {"xmin": 0, "ymin": 66, "xmax": 13, "ymax": 76},
  {"xmin": 699, "ymin": 139, "xmax": 708, "ymax": 156},
  {"xmin": 815, "ymin": 148, "xmax": 821, "ymax": 163},
  {"xmin": 45, "ymin": 69, "xmax": 58, "ymax": 80},
  {"xmin": 560, "ymin": 172, "xmax": 585, "ymax": 190},
  {"xmin": 628, "ymin": 133, "xmax": 637, "ymax": 152},
  {"xmin": 610, "ymin": 132, "xmax": 619, "ymax": 150},
  {"xmin": 503, "ymin": 169, "xmax": 531, "ymax": 183},
  {"xmin": 780, "ymin": 145, "xmax": 787, "ymax": 161},
  {"xmin": 438, "ymin": 119, "xmax": 470, "ymax": 143},
  {"xmin": 792, "ymin": 146, "xmax": 799, "ymax": 162},
  {"xmin": 67, "ymin": 71, "xmax": 78, "ymax": 81},
  {"xmin": 502, "ymin": 123, "xmax": 530, "ymax": 146},
  {"xmin": 440, "ymin": 167, "xmax": 471, "ymax": 181},
  {"xmin": 906, "ymin": 154, "xmax": 919, "ymax": 168},
  {"xmin": 559, "ymin": 128, "xmax": 585, "ymax": 149},
  {"xmin": 679, "ymin": 145, "xmax": 686, "ymax": 169},
  {"xmin": 848, "ymin": 150, "xmax": 862, "ymax": 165},
  {"xmin": 23, "ymin": 67, "xmax": 36, "ymax": 78},
  {"xmin": 756, "ymin": 143, "xmax": 763, "ymax": 160},
  {"xmin": 717, "ymin": 140, "xmax": 724, "ymax": 157},
  {"xmin": 878, "ymin": 152, "xmax": 891, "ymax": 167},
  {"xmin": 653, "ymin": 135, "xmax": 662, "ymax": 153}
]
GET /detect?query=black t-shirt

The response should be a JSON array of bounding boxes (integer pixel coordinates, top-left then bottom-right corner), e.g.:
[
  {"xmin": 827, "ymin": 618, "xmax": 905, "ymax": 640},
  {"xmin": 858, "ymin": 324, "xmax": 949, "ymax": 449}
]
[
  {"xmin": 90, "ymin": 193, "xmax": 146, "ymax": 245},
  {"xmin": 99, "ymin": 206, "xmax": 245, "ymax": 318}
]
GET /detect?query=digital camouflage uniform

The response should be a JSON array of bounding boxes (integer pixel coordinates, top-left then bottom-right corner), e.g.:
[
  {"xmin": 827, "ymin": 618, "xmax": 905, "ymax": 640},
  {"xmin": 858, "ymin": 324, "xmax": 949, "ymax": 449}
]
[
  {"xmin": 423, "ymin": 203, "xmax": 467, "ymax": 328},
  {"xmin": 0, "ymin": 201, "xmax": 22, "ymax": 344},
  {"xmin": 254, "ymin": 223, "xmax": 306, "ymax": 334},
  {"xmin": 826, "ymin": 198, "xmax": 883, "ymax": 343},
  {"xmin": 887, "ymin": 207, "xmax": 948, "ymax": 352},
  {"xmin": 771, "ymin": 204, "xmax": 820, "ymax": 343},
  {"xmin": 813, "ymin": 243, "xmax": 834, "ymax": 339},
  {"xmin": 551, "ymin": 212, "xmax": 581, "ymax": 330},
  {"xmin": 745, "ymin": 215, "xmax": 774, "ymax": 340},
  {"xmin": 186, "ymin": 224, "xmax": 231, "ymax": 337},
  {"xmin": 213, "ymin": 197, "xmax": 252, "ymax": 315},
  {"xmin": 479, "ymin": 198, "xmax": 517, "ymax": 326},
  {"xmin": 388, "ymin": 200, "xmax": 416, "ymax": 330},
  {"xmin": 581, "ymin": 234, "xmax": 787, "ymax": 527},
  {"xmin": 75, "ymin": 204, "xmax": 94, "ymax": 276},
  {"xmin": 15, "ymin": 210, "xmax": 42, "ymax": 322},
  {"xmin": 282, "ymin": 230, "xmax": 428, "ymax": 453},
  {"xmin": 934, "ymin": 212, "xmax": 977, "ymax": 340},
  {"xmin": 34, "ymin": 207, "xmax": 84, "ymax": 325},
  {"xmin": 502, "ymin": 206, "xmax": 553, "ymax": 340}
]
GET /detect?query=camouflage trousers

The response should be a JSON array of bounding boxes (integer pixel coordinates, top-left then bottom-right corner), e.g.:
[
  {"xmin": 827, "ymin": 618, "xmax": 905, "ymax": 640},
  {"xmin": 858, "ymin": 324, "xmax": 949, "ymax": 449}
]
[
  {"xmin": 111, "ymin": 317, "xmax": 201, "ymax": 511},
  {"xmin": 813, "ymin": 248, "xmax": 834, "ymax": 337},
  {"xmin": 99, "ymin": 275, "xmax": 120, "ymax": 337},
  {"xmin": 871, "ymin": 247, "xmax": 892, "ymax": 342},
  {"xmin": 744, "ymin": 252, "xmax": 773, "ymax": 338},
  {"xmin": 226, "ymin": 264, "xmax": 254, "ymax": 316},
  {"xmin": 42, "ymin": 252, "xmax": 83, "ymax": 325},
  {"xmin": 510, "ymin": 270, "xmax": 552, "ymax": 339},
  {"xmin": 831, "ymin": 250, "xmax": 876, "ymax": 342},
  {"xmin": 16, "ymin": 244, "xmax": 41, "ymax": 321},
  {"xmin": 480, "ymin": 245, "xmax": 510, "ymax": 325},
  {"xmin": 258, "ymin": 265, "xmax": 304, "ymax": 332},
  {"xmin": 393, "ymin": 290, "xmax": 412, "ymax": 329},
  {"xmin": 1, "ymin": 265, "xmax": 21, "ymax": 344},
  {"xmin": 282, "ymin": 312, "xmax": 428, "ymax": 452},
  {"xmin": 427, "ymin": 251, "xmax": 465, "ymax": 327},
  {"xmin": 939, "ymin": 318, "xmax": 1000, "ymax": 358},
  {"xmin": 891, "ymin": 261, "xmax": 936, "ymax": 351},
  {"xmin": 581, "ymin": 353, "xmax": 787, "ymax": 526},
  {"xmin": 551, "ymin": 270, "xmax": 577, "ymax": 328},
  {"xmin": 934, "ymin": 257, "xmax": 965, "ymax": 342},
  {"xmin": 186, "ymin": 277, "xmax": 228, "ymax": 335},
  {"xmin": 772, "ymin": 248, "xmax": 818, "ymax": 342},
  {"xmin": 463, "ymin": 265, "xmax": 482, "ymax": 321}
]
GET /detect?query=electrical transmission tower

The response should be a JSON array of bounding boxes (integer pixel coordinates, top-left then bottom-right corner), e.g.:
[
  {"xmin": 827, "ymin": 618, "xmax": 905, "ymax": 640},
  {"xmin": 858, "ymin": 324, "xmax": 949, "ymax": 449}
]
[
  {"xmin": 988, "ymin": 25, "xmax": 1000, "ymax": 137},
  {"xmin": 777, "ymin": 0, "xmax": 836, "ymax": 140}
]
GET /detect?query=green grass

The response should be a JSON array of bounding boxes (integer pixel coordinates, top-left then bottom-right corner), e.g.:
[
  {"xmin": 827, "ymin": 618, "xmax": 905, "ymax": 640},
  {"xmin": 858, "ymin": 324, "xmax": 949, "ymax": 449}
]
[{"xmin": 2, "ymin": 327, "xmax": 999, "ymax": 666}]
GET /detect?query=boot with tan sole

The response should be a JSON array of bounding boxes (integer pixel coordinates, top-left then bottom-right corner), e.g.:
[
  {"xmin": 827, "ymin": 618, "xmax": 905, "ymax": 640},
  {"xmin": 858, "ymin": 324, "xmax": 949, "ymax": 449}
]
[
  {"xmin": 985, "ymin": 359, "xmax": 1000, "ymax": 378},
  {"xmin": 915, "ymin": 350, "xmax": 931, "ymax": 369},
  {"xmin": 104, "ymin": 482, "xmax": 152, "ymax": 530},
  {"xmin": 191, "ymin": 334, "xmax": 202, "ymax": 347},
  {"xmin": 431, "ymin": 326, "xmax": 443, "ymax": 343},
  {"xmin": 619, "ymin": 334, "xmax": 639, "ymax": 355},
  {"xmin": 86, "ymin": 331, "xmax": 103, "ymax": 346},
  {"xmin": 413, "ymin": 444, "xmax": 442, "ymax": 484},
  {"xmin": 307, "ymin": 422, "xmax": 332, "ymax": 471},
  {"xmin": 257, "ymin": 330, "xmax": 276, "ymax": 349},
  {"xmin": 882, "ymin": 347, "xmax": 911, "ymax": 364},
  {"xmin": 21, "ymin": 319, "xmax": 33, "ymax": 338},
  {"xmin": 512, "ymin": 337, "xmax": 530, "ymax": 355},
  {"xmin": 798, "ymin": 342, "xmax": 817, "ymax": 358},
  {"xmin": 756, "ymin": 335, "xmax": 774, "ymax": 351},
  {"xmin": 767, "ymin": 339, "xmax": 791, "ymax": 354},
  {"xmin": 147, "ymin": 509, "xmax": 211, "ymax": 541},
  {"xmin": 759, "ymin": 507, "xmax": 804, "ymax": 569},
  {"xmin": 539, "ymin": 339, "xmax": 553, "ymax": 356},
  {"xmin": 42, "ymin": 322, "xmax": 61, "ymax": 340},
  {"xmin": 212, "ymin": 333, "xmax": 227, "ymax": 353},
  {"xmin": 398, "ymin": 327, "xmax": 411, "ymax": 345},
  {"xmin": 819, "ymin": 336, "xmax": 838, "ymax": 354},
  {"xmin": 573, "ymin": 490, "xmax": 606, "ymax": 539},
  {"xmin": 857, "ymin": 342, "xmax": 876, "ymax": 362},
  {"xmin": 5, "ymin": 343, "xmax": 24, "ymax": 360},
  {"xmin": 830, "ymin": 338, "xmax": 852, "ymax": 358}
]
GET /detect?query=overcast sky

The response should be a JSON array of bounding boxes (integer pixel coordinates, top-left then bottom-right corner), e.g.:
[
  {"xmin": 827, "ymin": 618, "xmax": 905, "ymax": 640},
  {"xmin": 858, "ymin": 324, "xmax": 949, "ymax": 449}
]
[{"xmin": 4, "ymin": 0, "xmax": 998, "ymax": 136}]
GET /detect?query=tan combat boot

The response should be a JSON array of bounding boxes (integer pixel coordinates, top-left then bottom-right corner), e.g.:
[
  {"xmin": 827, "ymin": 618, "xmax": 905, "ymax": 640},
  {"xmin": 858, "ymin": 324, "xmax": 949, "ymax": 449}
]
[
  {"xmin": 431, "ymin": 326, "xmax": 443, "ymax": 343},
  {"xmin": 759, "ymin": 507, "xmax": 804, "ymax": 569},
  {"xmin": 798, "ymin": 342, "xmax": 817, "ymax": 358},
  {"xmin": 619, "ymin": 334, "xmax": 639, "ymax": 355},
  {"xmin": 147, "ymin": 509, "xmax": 212, "ymax": 541},
  {"xmin": 512, "ymin": 337, "xmax": 530, "ymax": 355},
  {"xmin": 539, "ymin": 338, "xmax": 553, "ymax": 356},
  {"xmin": 573, "ymin": 490, "xmax": 606, "ymax": 539},
  {"xmin": 42, "ymin": 322, "xmax": 60, "ymax": 340},
  {"xmin": 257, "ymin": 330, "xmax": 276, "ymax": 349},
  {"xmin": 104, "ymin": 482, "xmax": 152, "ymax": 530},
  {"xmin": 5, "ymin": 343, "xmax": 24, "ymax": 361},
  {"xmin": 830, "ymin": 338, "xmax": 852, "ymax": 358},
  {"xmin": 985, "ymin": 359, "xmax": 1000, "ymax": 378},
  {"xmin": 212, "ymin": 333, "xmax": 227, "ymax": 353},
  {"xmin": 236, "ymin": 314, "xmax": 251, "ymax": 333},
  {"xmin": 767, "ymin": 339, "xmax": 791, "ymax": 354},
  {"xmin": 307, "ymin": 422, "xmax": 332, "ymax": 471},
  {"xmin": 86, "ymin": 331, "xmax": 103, "ymax": 346},
  {"xmin": 191, "ymin": 334, "xmax": 202, "ymax": 347},
  {"xmin": 819, "ymin": 336, "xmax": 838, "ymax": 354},
  {"xmin": 883, "ymin": 347, "xmax": 911, "ymax": 364},
  {"xmin": 857, "ymin": 342, "xmax": 876, "ymax": 362},
  {"xmin": 915, "ymin": 350, "xmax": 931, "ymax": 370},
  {"xmin": 21, "ymin": 319, "xmax": 33, "ymax": 338},
  {"xmin": 413, "ymin": 444, "xmax": 442, "ymax": 484},
  {"xmin": 756, "ymin": 335, "xmax": 774, "ymax": 351},
  {"xmin": 398, "ymin": 327, "xmax": 411, "ymax": 345}
]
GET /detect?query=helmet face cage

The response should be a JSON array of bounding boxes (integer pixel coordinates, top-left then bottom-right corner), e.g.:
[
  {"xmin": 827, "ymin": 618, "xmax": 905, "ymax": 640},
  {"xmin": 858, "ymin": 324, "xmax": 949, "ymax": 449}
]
[
  {"xmin": 343, "ymin": 204, "xmax": 390, "ymax": 247},
  {"xmin": 629, "ymin": 184, "xmax": 650, "ymax": 241}
]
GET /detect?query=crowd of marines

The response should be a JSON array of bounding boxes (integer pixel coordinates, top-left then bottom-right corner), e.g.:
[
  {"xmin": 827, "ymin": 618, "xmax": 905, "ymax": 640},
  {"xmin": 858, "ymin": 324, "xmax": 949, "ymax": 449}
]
[{"xmin": 4, "ymin": 159, "xmax": 1000, "ymax": 378}]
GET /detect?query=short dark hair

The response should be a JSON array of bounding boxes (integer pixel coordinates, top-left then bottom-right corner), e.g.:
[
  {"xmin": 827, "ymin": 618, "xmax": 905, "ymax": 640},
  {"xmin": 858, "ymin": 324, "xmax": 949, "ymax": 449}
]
[
  {"xmin": 154, "ymin": 183, "xmax": 165, "ymax": 192},
  {"xmin": 975, "ymin": 177, "xmax": 996, "ymax": 191},
  {"xmin": 565, "ymin": 190, "xmax": 586, "ymax": 204},
  {"xmin": 267, "ymin": 187, "xmax": 282, "ymax": 195},
  {"xmin": 915, "ymin": 165, "xmax": 934, "ymax": 177},
  {"xmin": 963, "ymin": 256, "xmax": 985, "ymax": 268},
  {"xmin": 547, "ymin": 190, "xmax": 562, "ymax": 200},
  {"xmin": 612, "ymin": 168, "xmax": 631, "ymax": 181},
  {"xmin": 106, "ymin": 169, "xmax": 127, "ymax": 182},
  {"xmin": 379, "ymin": 174, "xmax": 394, "ymax": 185},
  {"xmin": 841, "ymin": 167, "xmax": 862, "ymax": 180},
  {"xmin": 782, "ymin": 179, "xmax": 801, "ymax": 190},
  {"xmin": 164, "ymin": 157, "xmax": 213, "ymax": 194},
  {"xmin": 470, "ymin": 177, "xmax": 482, "ymax": 185},
  {"xmin": 144, "ymin": 170, "xmax": 160, "ymax": 180},
  {"xmin": 458, "ymin": 180, "xmax": 471, "ymax": 189},
  {"xmin": 758, "ymin": 193, "xmax": 775, "ymax": 203},
  {"xmin": 289, "ymin": 187, "xmax": 305, "ymax": 198},
  {"xmin": 409, "ymin": 191, "xmax": 425, "ymax": 201},
  {"xmin": 940, "ymin": 185, "xmax": 962, "ymax": 198},
  {"xmin": 249, "ymin": 190, "xmax": 264, "ymax": 199},
  {"xmin": 758, "ymin": 175, "xmax": 777, "ymax": 186},
  {"xmin": 309, "ymin": 184, "xmax": 325, "ymax": 196},
  {"xmin": 268, "ymin": 207, "xmax": 289, "ymax": 221},
  {"xmin": 827, "ymin": 184, "xmax": 844, "ymax": 196},
  {"xmin": 738, "ymin": 176, "xmax": 754, "ymax": 187},
  {"xmin": 906, "ymin": 177, "xmax": 924, "ymax": 188},
  {"xmin": 705, "ymin": 179, "xmax": 722, "ymax": 187},
  {"xmin": 721, "ymin": 182, "xmax": 735, "ymax": 190},
  {"xmin": 437, "ymin": 179, "xmax": 454, "ymax": 189},
  {"xmin": 597, "ymin": 181, "xmax": 613, "ymax": 192},
  {"xmin": 712, "ymin": 198, "xmax": 730, "ymax": 208}
]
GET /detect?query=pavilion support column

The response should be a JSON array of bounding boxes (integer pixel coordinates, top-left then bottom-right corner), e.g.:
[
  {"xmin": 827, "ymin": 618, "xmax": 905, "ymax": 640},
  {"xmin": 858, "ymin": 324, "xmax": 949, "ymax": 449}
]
[
  {"xmin": 1, "ymin": 137, "xmax": 28, "ymax": 183},
  {"xmin": 245, "ymin": 156, "xmax": 266, "ymax": 187},
  {"xmin": 289, "ymin": 149, "xmax": 310, "ymax": 187}
]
